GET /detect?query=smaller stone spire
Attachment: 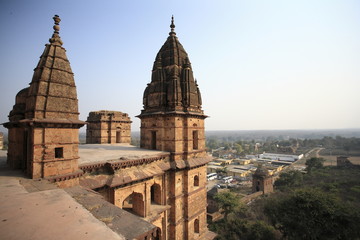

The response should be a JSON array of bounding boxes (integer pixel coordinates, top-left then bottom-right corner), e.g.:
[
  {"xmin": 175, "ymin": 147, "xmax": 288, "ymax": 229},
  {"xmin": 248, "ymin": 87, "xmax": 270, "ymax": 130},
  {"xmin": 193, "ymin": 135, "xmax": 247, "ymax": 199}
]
[
  {"xmin": 169, "ymin": 15, "xmax": 176, "ymax": 36},
  {"xmin": 49, "ymin": 14, "xmax": 63, "ymax": 46}
]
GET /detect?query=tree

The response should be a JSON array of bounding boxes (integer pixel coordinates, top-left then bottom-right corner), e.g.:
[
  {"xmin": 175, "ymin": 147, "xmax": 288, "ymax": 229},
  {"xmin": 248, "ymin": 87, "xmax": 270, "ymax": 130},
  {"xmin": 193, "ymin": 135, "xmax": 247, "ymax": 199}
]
[
  {"xmin": 274, "ymin": 170, "xmax": 303, "ymax": 191},
  {"xmin": 264, "ymin": 189, "xmax": 360, "ymax": 239},
  {"xmin": 211, "ymin": 219, "xmax": 278, "ymax": 240},
  {"xmin": 233, "ymin": 143, "xmax": 243, "ymax": 155},
  {"xmin": 305, "ymin": 157, "xmax": 325, "ymax": 173},
  {"xmin": 214, "ymin": 191, "xmax": 241, "ymax": 220}
]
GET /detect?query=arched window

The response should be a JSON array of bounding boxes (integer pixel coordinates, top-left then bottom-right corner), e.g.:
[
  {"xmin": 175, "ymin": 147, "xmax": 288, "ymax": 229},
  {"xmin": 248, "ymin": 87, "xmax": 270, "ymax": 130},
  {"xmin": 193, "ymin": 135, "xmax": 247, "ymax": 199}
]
[
  {"xmin": 194, "ymin": 218, "xmax": 200, "ymax": 233},
  {"xmin": 193, "ymin": 130, "xmax": 199, "ymax": 150},
  {"xmin": 122, "ymin": 192, "xmax": 145, "ymax": 217},
  {"xmin": 151, "ymin": 131, "xmax": 157, "ymax": 150},
  {"xmin": 194, "ymin": 175, "xmax": 199, "ymax": 187},
  {"xmin": 150, "ymin": 183, "xmax": 161, "ymax": 205}
]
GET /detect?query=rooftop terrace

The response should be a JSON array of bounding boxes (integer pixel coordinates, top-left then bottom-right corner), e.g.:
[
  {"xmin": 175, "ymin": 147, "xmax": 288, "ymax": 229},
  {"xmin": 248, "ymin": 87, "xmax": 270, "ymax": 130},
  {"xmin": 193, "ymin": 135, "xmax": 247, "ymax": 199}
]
[{"xmin": 78, "ymin": 144, "xmax": 168, "ymax": 165}]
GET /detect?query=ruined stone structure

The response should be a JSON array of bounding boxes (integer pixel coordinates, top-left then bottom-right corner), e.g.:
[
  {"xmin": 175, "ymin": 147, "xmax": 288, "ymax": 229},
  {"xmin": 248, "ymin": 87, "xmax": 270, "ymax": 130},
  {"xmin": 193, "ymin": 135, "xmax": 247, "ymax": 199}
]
[
  {"xmin": 252, "ymin": 165, "xmax": 274, "ymax": 194},
  {"xmin": 3, "ymin": 16, "xmax": 214, "ymax": 240},
  {"xmin": 86, "ymin": 110, "xmax": 131, "ymax": 144},
  {"xmin": 3, "ymin": 15, "xmax": 85, "ymax": 181},
  {"xmin": 337, "ymin": 156, "xmax": 353, "ymax": 167}
]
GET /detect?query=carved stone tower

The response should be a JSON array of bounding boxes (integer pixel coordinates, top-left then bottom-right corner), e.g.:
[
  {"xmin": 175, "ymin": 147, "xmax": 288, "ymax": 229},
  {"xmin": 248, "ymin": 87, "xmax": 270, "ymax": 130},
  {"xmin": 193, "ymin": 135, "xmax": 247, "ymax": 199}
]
[
  {"xmin": 138, "ymin": 16, "xmax": 210, "ymax": 239},
  {"xmin": 4, "ymin": 15, "xmax": 85, "ymax": 181},
  {"xmin": 138, "ymin": 16, "xmax": 206, "ymax": 160}
]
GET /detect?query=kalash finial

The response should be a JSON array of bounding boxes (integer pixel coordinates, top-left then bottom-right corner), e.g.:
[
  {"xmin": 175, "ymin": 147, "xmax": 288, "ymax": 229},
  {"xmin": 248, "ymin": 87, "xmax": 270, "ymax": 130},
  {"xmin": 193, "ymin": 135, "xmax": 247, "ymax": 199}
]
[
  {"xmin": 169, "ymin": 15, "xmax": 176, "ymax": 36},
  {"xmin": 49, "ymin": 14, "xmax": 63, "ymax": 46}
]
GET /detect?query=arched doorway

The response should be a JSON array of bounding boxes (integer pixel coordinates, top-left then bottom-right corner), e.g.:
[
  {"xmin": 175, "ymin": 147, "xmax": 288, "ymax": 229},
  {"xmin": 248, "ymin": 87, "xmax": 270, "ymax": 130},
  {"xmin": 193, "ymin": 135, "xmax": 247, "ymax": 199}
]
[
  {"xmin": 122, "ymin": 192, "xmax": 145, "ymax": 217},
  {"xmin": 256, "ymin": 181, "xmax": 260, "ymax": 192},
  {"xmin": 116, "ymin": 127, "xmax": 121, "ymax": 143}
]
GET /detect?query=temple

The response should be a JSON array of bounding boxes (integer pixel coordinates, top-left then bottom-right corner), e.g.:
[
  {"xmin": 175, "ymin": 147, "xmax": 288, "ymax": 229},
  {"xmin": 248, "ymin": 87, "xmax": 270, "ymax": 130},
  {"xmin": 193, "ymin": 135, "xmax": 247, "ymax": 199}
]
[{"xmin": 2, "ymin": 15, "xmax": 214, "ymax": 240}]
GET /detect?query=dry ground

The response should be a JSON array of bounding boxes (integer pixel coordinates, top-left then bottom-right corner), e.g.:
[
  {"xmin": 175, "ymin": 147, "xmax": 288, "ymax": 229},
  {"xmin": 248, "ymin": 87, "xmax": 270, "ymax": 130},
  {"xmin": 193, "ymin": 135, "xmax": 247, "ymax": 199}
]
[{"xmin": 318, "ymin": 154, "xmax": 360, "ymax": 166}]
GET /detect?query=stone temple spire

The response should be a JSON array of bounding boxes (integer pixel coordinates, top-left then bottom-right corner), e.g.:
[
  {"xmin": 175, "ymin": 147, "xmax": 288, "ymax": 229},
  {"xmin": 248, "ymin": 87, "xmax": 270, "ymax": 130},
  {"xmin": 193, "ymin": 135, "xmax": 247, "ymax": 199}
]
[
  {"xmin": 140, "ymin": 16, "xmax": 204, "ymax": 116},
  {"xmin": 25, "ymin": 15, "xmax": 81, "ymax": 120}
]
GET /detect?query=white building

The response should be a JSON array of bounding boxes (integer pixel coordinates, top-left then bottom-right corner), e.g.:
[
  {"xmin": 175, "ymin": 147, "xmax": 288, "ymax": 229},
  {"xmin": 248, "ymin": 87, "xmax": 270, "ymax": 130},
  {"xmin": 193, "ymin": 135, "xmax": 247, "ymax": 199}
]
[{"xmin": 258, "ymin": 152, "xmax": 303, "ymax": 162}]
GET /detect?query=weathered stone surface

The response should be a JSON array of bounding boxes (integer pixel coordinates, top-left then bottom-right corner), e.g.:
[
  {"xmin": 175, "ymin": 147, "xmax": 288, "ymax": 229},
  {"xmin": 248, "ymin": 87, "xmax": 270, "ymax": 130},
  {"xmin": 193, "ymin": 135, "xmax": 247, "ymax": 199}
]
[{"xmin": 66, "ymin": 186, "xmax": 159, "ymax": 240}]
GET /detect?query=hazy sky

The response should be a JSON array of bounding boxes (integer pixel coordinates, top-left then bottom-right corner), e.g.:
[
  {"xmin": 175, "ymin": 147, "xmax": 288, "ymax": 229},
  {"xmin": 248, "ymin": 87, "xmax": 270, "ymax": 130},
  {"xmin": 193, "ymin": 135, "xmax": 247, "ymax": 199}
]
[{"xmin": 0, "ymin": 0, "xmax": 359, "ymax": 132}]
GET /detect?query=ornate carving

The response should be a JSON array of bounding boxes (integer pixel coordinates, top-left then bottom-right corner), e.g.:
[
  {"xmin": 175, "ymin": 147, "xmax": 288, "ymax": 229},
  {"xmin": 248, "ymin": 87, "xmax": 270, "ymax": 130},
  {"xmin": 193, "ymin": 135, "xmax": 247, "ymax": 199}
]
[{"xmin": 140, "ymin": 16, "xmax": 204, "ymax": 116}]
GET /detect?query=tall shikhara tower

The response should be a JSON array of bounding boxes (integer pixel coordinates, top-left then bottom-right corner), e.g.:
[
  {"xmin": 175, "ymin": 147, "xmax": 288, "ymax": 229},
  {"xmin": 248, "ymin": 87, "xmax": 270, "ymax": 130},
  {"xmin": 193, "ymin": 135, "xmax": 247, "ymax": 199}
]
[
  {"xmin": 4, "ymin": 15, "xmax": 85, "ymax": 182},
  {"xmin": 138, "ymin": 17, "xmax": 211, "ymax": 239}
]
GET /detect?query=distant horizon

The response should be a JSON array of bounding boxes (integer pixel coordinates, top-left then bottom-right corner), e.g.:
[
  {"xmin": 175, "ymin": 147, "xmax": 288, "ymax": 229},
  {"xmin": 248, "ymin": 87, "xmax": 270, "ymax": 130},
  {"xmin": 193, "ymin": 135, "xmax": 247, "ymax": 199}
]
[{"xmin": 2, "ymin": 126, "xmax": 360, "ymax": 135}]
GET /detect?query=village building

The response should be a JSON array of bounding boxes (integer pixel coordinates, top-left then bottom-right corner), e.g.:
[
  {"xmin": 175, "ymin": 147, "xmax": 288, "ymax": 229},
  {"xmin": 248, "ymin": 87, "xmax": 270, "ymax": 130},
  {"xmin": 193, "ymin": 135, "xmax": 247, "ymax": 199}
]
[
  {"xmin": 2, "ymin": 15, "xmax": 214, "ymax": 240},
  {"xmin": 232, "ymin": 158, "xmax": 251, "ymax": 165}
]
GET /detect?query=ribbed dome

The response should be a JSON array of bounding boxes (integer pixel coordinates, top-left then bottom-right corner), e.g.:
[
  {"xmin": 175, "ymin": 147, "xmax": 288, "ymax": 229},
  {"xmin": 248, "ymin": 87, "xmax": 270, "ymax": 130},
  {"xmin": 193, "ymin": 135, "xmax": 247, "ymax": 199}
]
[{"xmin": 141, "ymin": 17, "xmax": 203, "ymax": 116}]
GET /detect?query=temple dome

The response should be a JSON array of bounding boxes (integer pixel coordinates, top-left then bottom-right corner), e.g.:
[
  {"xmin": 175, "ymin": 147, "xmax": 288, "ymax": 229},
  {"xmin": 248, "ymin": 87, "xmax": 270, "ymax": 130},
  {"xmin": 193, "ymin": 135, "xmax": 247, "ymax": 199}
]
[{"xmin": 140, "ymin": 16, "xmax": 203, "ymax": 116}]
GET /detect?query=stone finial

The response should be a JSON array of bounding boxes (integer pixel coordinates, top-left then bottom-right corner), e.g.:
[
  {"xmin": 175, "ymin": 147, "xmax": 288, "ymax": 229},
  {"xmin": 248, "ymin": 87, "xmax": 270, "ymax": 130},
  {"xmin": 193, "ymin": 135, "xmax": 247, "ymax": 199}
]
[
  {"xmin": 169, "ymin": 15, "xmax": 176, "ymax": 36},
  {"xmin": 53, "ymin": 15, "xmax": 61, "ymax": 33},
  {"xmin": 49, "ymin": 14, "xmax": 63, "ymax": 46}
]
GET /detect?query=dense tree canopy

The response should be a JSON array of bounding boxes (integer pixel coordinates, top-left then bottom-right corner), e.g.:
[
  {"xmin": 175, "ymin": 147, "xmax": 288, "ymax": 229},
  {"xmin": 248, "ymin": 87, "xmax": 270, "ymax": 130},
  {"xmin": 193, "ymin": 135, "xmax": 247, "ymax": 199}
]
[
  {"xmin": 214, "ymin": 191, "xmax": 241, "ymax": 219},
  {"xmin": 211, "ymin": 218, "xmax": 278, "ymax": 240},
  {"xmin": 274, "ymin": 170, "xmax": 303, "ymax": 190},
  {"xmin": 305, "ymin": 157, "xmax": 325, "ymax": 173},
  {"xmin": 264, "ymin": 189, "xmax": 360, "ymax": 240}
]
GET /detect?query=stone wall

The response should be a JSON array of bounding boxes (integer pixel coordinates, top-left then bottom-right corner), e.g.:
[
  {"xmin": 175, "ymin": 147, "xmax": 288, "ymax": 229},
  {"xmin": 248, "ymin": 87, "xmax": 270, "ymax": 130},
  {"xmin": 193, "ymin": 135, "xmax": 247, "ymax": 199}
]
[
  {"xmin": 168, "ymin": 165, "xmax": 208, "ymax": 239},
  {"xmin": 140, "ymin": 115, "xmax": 206, "ymax": 160},
  {"xmin": 31, "ymin": 127, "xmax": 80, "ymax": 179}
]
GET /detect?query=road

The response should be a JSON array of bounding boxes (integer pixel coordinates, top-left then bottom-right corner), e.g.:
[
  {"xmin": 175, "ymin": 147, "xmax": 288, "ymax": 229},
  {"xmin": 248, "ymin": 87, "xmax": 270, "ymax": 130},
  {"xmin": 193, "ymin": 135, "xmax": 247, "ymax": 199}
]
[{"xmin": 292, "ymin": 147, "xmax": 324, "ymax": 167}]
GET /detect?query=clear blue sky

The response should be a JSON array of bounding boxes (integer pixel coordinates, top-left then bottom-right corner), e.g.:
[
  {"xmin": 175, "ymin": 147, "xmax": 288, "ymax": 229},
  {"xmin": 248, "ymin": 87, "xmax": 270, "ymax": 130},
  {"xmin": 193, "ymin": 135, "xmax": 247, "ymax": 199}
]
[{"xmin": 0, "ymin": 0, "xmax": 359, "ymax": 132}]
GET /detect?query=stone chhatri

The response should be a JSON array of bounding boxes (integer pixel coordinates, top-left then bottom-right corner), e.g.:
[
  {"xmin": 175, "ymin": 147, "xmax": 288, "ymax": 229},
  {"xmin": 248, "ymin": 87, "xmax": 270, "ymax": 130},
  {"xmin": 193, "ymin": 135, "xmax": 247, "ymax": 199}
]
[{"xmin": 86, "ymin": 110, "xmax": 132, "ymax": 144}]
